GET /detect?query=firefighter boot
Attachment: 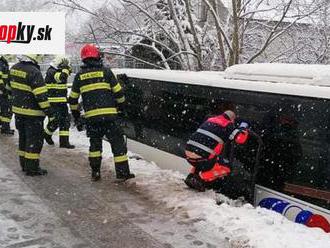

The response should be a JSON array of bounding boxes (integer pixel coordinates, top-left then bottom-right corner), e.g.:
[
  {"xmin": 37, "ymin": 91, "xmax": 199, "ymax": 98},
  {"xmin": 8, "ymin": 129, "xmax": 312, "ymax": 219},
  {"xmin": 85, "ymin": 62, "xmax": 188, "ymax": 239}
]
[
  {"xmin": 25, "ymin": 160, "xmax": 47, "ymax": 176},
  {"xmin": 19, "ymin": 156, "xmax": 26, "ymax": 172},
  {"xmin": 1, "ymin": 123, "xmax": 14, "ymax": 135},
  {"xmin": 115, "ymin": 161, "xmax": 135, "ymax": 181},
  {"xmin": 184, "ymin": 173, "xmax": 206, "ymax": 192},
  {"xmin": 44, "ymin": 131, "xmax": 55, "ymax": 145},
  {"xmin": 59, "ymin": 136, "xmax": 75, "ymax": 149},
  {"xmin": 90, "ymin": 159, "xmax": 101, "ymax": 181}
]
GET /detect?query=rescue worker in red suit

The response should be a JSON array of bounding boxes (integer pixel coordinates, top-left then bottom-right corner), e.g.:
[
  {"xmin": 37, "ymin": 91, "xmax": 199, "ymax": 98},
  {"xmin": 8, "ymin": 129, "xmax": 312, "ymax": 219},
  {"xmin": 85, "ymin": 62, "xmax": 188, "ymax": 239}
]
[{"xmin": 184, "ymin": 110, "xmax": 249, "ymax": 191}]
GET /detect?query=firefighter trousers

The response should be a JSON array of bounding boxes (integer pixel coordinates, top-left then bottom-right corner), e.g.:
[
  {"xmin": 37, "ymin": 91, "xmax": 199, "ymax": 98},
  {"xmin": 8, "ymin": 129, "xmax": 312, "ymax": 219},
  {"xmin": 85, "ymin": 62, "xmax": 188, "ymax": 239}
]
[
  {"xmin": 15, "ymin": 116, "xmax": 44, "ymax": 172},
  {"xmin": 86, "ymin": 119, "xmax": 132, "ymax": 178},
  {"xmin": 0, "ymin": 95, "xmax": 13, "ymax": 128},
  {"xmin": 44, "ymin": 104, "xmax": 71, "ymax": 142}
]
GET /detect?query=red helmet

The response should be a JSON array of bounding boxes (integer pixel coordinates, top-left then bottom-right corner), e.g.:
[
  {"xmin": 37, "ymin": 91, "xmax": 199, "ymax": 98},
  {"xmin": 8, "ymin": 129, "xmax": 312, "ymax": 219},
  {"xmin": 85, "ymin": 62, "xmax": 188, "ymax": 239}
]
[
  {"xmin": 80, "ymin": 44, "xmax": 100, "ymax": 60},
  {"xmin": 235, "ymin": 130, "xmax": 249, "ymax": 145}
]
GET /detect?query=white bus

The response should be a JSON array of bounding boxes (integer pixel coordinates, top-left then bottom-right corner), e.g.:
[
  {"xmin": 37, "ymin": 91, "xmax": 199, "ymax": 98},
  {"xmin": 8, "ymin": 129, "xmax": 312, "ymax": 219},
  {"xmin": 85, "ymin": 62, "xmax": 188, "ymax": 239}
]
[{"xmin": 113, "ymin": 64, "xmax": 330, "ymax": 232}]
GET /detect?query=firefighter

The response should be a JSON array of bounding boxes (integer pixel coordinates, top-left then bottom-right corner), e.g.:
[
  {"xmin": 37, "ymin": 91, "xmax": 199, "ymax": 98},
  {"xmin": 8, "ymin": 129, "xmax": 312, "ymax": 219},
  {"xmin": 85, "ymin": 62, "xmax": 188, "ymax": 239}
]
[
  {"xmin": 0, "ymin": 55, "xmax": 14, "ymax": 135},
  {"xmin": 9, "ymin": 54, "xmax": 53, "ymax": 176},
  {"xmin": 184, "ymin": 110, "xmax": 249, "ymax": 191},
  {"xmin": 68, "ymin": 44, "xmax": 135, "ymax": 181},
  {"xmin": 43, "ymin": 56, "xmax": 75, "ymax": 149}
]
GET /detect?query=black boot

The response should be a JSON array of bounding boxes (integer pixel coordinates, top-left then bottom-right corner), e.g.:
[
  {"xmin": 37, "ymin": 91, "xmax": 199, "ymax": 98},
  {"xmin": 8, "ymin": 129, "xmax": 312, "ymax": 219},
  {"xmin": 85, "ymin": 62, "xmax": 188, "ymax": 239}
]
[
  {"xmin": 90, "ymin": 159, "xmax": 101, "ymax": 181},
  {"xmin": 184, "ymin": 173, "xmax": 206, "ymax": 192},
  {"xmin": 44, "ymin": 132, "xmax": 54, "ymax": 145},
  {"xmin": 59, "ymin": 136, "xmax": 75, "ymax": 149},
  {"xmin": 19, "ymin": 156, "xmax": 25, "ymax": 172},
  {"xmin": 1, "ymin": 123, "xmax": 14, "ymax": 135},
  {"xmin": 115, "ymin": 161, "xmax": 135, "ymax": 181},
  {"xmin": 25, "ymin": 160, "xmax": 47, "ymax": 176}
]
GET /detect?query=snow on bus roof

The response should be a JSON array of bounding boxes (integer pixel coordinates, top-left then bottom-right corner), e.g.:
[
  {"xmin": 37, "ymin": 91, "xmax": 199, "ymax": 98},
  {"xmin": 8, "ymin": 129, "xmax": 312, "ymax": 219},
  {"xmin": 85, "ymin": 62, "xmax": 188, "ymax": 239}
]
[{"xmin": 113, "ymin": 64, "xmax": 330, "ymax": 100}]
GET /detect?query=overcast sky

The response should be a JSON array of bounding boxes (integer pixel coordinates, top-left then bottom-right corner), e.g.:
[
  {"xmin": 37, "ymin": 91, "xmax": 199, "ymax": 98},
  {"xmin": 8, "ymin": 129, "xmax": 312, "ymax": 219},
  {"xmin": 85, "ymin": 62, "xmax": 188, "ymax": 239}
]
[{"xmin": 0, "ymin": 0, "xmax": 121, "ymax": 33}]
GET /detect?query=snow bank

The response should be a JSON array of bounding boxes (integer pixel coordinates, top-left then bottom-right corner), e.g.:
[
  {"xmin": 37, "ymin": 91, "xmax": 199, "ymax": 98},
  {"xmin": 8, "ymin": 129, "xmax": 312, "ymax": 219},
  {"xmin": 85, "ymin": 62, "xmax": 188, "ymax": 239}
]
[
  {"xmin": 225, "ymin": 63, "xmax": 330, "ymax": 86},
  {"xmin": 126, "ymin": 156, "xmax": 330, "ymax": 248},
  {"xmin": 68, "ymin": 129, "xmax": 330, "ymax": 248}
]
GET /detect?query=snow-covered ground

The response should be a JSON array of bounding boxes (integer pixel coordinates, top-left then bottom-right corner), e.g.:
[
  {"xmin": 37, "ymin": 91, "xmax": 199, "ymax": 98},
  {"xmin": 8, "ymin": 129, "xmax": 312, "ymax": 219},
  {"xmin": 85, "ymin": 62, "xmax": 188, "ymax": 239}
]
[{"xmin": 67, "ymin": 129, "xmax": 330, "ymax": 248}]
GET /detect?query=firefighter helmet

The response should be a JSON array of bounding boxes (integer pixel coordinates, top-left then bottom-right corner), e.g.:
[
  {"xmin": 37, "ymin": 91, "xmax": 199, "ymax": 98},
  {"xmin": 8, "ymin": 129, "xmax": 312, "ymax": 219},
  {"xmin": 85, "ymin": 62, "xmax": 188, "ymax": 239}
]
[
  {"xmin": 80, "ymin": 44, "xmax": 100, "ymax": 60},
  {"xmin": 24, "ymin": 54, "xmax": 43, "ymax": 64},
  {"xmin": 224, "ymin": 110, "xmax": 236, "ymax": 121},
  {"xmin": 52, "ymin": 55, "xmax": 70, "ymax": 68}
]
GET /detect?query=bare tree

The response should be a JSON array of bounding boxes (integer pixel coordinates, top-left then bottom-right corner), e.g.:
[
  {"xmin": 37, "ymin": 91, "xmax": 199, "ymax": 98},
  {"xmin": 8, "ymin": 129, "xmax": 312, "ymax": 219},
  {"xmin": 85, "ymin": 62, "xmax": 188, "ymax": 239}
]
[
  {"xmin": 53, "ymin": 0, "xmax": 204, "ymax": 70},
  {"xmin": 53, "ymin": 0, "xmax": 330, "ymax": 70},
  {"xmin": 200, "ymin": 0, "xmax": 329, "ymax": 69}
]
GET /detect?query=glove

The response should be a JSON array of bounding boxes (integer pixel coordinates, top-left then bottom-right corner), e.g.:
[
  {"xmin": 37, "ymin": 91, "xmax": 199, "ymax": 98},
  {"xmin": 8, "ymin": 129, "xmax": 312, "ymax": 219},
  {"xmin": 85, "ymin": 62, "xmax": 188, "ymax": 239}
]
[
  {"xmin": 74, "ymin": 116, "xmax": 85, "ymax": 132},
  {"xmin": 117, "ymin": 110, "xmax": 127, "ymax": 119},
  {"xmin": 117, "ymin": 104, "xmax": 128, "ymax": 119},
  {"xmin": 120, "ymin": 74, "xmax": 129, "ymax": 85},
  {"xmin": 217, "ymin": 156, "xmax": 230, "ymax": 167},
  {"xmin": 44, "ymin": 107, "xmax": 56, "ymax": 120},
  {"xmin": 229, "ymin": 122, "xmax": 250, "ymax": 144},
  {"xmin": 238, "ymin": 121, "xmax": 249, "ymax": 129},
  {"xmin": 60, "ymin": 65, "xmax": 72, "ymax": 75}
]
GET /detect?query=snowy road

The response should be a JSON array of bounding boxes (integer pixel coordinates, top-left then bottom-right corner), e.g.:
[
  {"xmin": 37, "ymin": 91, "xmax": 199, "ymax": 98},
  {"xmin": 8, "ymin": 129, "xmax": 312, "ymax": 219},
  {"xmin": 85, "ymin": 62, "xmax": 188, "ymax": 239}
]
[
  {"xmin": 0, "ymin": 130, "xmax": 229, "ymax": 248},
  {"xmin": 1, "ymin": 128, "xmax": 330, "ymax": 248}
]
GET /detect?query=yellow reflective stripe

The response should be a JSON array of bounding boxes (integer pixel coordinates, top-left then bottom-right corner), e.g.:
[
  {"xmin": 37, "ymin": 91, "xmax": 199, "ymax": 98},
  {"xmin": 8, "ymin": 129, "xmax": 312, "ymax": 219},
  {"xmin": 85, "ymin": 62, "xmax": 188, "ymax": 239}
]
[
  {"xmin": 32, "ymin": 86, "xmax": 47, "ymax": 95},
  {"xmin": 69, "ymin": 91, "xmax": 80, "ymax": 99},
  {"xmin": 54, "ymin": 72, "xmax": 62, "ymax": 83},
  {"xmin": 114, "ymin": 155, "xmax": 128, "ymax": 163},
  {"xmin": 12, "ymin": 106, "xmax": 45, "ymax": 116},
  {"xmin": 10, "ymin": 69, "xmax": 27, "ymax": 78},
  {"xmin": 116, "ymin": 96, "xmax": 125, "ymax": 104},
  {"xmin": 46, "ymin": 84, "xmax": 67, "ymax": 89},
  {"xmin": 0, "ymin": 79, "xmax": 4, "ymax": 84},
  {"xmin": 62, "ymin": 69, "xmax": 70, "ymax": 76},
  {"xmin": 44, "ymin": 126, "xmax": 53, "ymax": 135},
  {"xmin": 80, "ymin": 83, "xmax": 110, "ymax": 93},
  {"xmin": 2, "ymin": 74, "xmax": 8, "ymax": 79},
  {"xmin": 59, "ymin": 131, "xmax": 69, "ymax": 136},
  {"xmin": 17, "ymin": 150, "xmax": 25, "ymax": 157},
  {"xmin": 0, "ymin": 117, "xmax": 11, "ymax": 123},
  {"xmin": 80, "ymin": 71, "xmax": 104, "ymax": 80},
  {"xmin": 25, "ymin": 152, "xmax": 40, "ymax": 160},
  {"xmin": 70, "ymin": 104, "xmax": 79, "ymax": 110},
  {"xmin": 11, "ymin": 81, "xmax": 32, "ymax": 92},
  {"xmin": 112, "ymin": 83, "xmax": 122, "ymax": 93},
  {"xmin": 48, "ymin": 97, "xmax": 67, "ymax": 103},
  {"xmin": 89, "ymin": 151, "xmax": 102, "ymax": 158},
  {"xmin": 38, "ymin": 101, "xmax": 50, "ymax": 109},
  {"xmin": 85, "ymin": 108, "xmax": 117, "ymax": 118}
]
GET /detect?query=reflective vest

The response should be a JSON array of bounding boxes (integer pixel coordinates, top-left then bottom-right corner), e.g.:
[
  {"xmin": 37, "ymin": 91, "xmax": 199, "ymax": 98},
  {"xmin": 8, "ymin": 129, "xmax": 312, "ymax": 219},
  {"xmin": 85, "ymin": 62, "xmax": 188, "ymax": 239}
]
[
  {"xmin": 186, "ymin": 114, "xmax": 235, "ymax": 159},
  {"xmin": 9, "ymin": 61, "xmax": 50, "ymax": 117},
  {"xmin": 45, "ymin": 66, "xmax": 70, "ymax": 104},
  {"xmin": 68, "ymin": 61, "xmax": 125, "ymax": 120}
]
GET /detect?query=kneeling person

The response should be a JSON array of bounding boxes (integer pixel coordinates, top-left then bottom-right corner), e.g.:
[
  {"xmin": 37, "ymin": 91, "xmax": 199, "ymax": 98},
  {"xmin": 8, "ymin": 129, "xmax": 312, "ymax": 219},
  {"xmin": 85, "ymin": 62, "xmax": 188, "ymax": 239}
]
[{"xmin": 184, "ymin": 110, "xmax": 249, "ymax": 191}]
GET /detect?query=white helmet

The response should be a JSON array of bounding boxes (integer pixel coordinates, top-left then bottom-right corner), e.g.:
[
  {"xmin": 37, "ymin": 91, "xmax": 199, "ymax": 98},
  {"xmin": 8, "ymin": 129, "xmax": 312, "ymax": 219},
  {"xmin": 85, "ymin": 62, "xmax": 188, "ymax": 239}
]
[
  {"xmin": 52, "ymin": 55, "xmax": 70, "ymax": 68},
  {"xmin": 23, "ymin": 54, "xmax": 43, "ymax": 64}
]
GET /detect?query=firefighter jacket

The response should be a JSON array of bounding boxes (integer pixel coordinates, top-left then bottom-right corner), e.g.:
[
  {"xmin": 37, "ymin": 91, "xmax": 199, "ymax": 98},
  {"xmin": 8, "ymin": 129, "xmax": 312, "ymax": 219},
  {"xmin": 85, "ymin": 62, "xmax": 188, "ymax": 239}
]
[
  {"xmin": 186, "ymin": 113, "xmax": 235, "ymax": 159},
  {"xmin": 0, "ymin": 58, "xmax": 9, "ymax": 95},
  {"xmin": 68, "ymin": 60, "xmax": 125, "ymax": 121},
  {"xmin": 9, "ymin": 61, "xmax": 51, "ymax": 117},
  {"xmin": 45, "ymin": 66, "xmax": 70, "ymax": 104}
]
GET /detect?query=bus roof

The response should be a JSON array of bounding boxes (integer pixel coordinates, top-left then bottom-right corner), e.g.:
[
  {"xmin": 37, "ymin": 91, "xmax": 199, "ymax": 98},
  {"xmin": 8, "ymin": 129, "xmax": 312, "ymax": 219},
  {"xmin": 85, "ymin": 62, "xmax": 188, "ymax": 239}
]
[{"xmin": 113, "ymin": 64, "xmax": 330, "ymax": 100}]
